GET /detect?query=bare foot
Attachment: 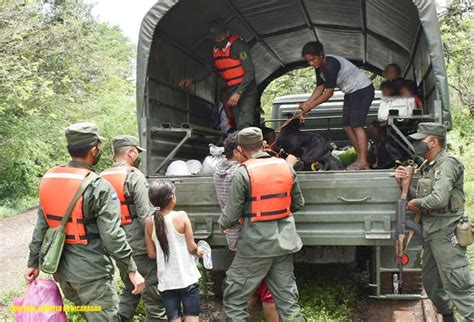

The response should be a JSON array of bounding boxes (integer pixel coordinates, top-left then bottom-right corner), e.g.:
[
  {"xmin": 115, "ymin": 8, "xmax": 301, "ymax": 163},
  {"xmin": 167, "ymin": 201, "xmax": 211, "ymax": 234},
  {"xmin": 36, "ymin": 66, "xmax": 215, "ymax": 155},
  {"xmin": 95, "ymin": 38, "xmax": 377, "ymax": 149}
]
[{"xmin": 346, "ymin": 162, "xmax": 369, "ymax": 170}]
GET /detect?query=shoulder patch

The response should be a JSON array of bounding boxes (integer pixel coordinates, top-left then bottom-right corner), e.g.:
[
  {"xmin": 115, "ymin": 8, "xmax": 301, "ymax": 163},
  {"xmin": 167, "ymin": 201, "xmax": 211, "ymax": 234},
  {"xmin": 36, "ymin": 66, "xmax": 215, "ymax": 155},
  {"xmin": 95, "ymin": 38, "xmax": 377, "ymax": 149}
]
[
  {"xmin": 434, "ymin": 170, "xmax": 442, "ymax": 180},
  {"xmin": 111, "ymin": 192, "xmax": 118, "ymax": 201},
  {"xmin": 240, "ymin": 51, "xmax": 248, "ymax": 60}
]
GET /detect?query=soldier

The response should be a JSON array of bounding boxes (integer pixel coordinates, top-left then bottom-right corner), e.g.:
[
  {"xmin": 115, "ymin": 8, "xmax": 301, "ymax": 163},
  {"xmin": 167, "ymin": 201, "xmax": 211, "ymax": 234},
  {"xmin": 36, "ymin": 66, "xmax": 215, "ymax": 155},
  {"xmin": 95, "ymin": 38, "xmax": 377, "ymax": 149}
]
[
  {"xmin": 25, "ymin": 122, "xmax": 145, "ymax": 321},
  {"xmin": 219, "ymin": 127, "xmax": 305, "ymax": 321},
  {"xmin": 101, "ymin": 135, "xmax": 166, "ymax": 321},
  {"xmin": 395, "ymin": 123, "xmax": 474, "ymax": 322},
  {"xmin": 179, "ymin": 18, "xmax": 257, "ymax": 130}
]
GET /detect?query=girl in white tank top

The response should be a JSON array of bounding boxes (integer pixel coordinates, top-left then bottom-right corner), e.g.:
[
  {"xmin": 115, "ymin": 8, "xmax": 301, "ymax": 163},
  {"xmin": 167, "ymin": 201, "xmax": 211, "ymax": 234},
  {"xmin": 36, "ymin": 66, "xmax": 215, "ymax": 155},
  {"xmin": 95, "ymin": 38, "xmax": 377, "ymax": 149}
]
[{"xmin": 145, "ymin": 180, "xmax": 202, "ymax": 321}]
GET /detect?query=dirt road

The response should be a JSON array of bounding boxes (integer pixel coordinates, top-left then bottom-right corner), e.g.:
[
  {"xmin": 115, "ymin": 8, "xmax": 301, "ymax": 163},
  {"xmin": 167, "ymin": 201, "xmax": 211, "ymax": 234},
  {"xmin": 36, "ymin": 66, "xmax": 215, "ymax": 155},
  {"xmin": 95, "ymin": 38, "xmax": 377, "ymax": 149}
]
[{"xmin": 0, "ymin": 207, "xmax": 37, "ymax": 298}]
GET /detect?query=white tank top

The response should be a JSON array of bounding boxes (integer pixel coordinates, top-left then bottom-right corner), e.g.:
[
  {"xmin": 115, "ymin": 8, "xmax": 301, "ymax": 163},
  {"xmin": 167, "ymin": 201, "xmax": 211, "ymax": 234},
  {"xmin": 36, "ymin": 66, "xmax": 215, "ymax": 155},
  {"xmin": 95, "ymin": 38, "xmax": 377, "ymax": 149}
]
[
  {"xmin": 324, "ymin": 55, "xmax": 372, "ymax": 94},
  {"xmin": 152, "ymin": 211, "xmax": 200, "ymax": 291}
]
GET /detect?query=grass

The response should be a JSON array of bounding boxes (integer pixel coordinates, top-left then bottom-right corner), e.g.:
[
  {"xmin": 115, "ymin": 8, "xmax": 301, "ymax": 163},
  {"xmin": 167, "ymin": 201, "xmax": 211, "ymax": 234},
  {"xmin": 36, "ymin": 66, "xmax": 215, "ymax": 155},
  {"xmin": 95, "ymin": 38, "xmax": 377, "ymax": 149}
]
[
  {"xmin": 295, "ymin": 264, "xmax": 360, "ymax": 321},
  {"xmin": 0, "ymin": 197, "xmax": 37, "ymax": 220}
]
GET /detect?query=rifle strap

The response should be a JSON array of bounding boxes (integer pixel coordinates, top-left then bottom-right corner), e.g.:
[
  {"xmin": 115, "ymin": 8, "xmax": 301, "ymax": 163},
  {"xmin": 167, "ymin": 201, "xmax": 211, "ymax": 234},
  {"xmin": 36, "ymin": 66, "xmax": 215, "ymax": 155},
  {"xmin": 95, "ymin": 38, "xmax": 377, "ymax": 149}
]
[{"xmin": 405, "ymin": 211, "xmax": 422, "ymax": 250}]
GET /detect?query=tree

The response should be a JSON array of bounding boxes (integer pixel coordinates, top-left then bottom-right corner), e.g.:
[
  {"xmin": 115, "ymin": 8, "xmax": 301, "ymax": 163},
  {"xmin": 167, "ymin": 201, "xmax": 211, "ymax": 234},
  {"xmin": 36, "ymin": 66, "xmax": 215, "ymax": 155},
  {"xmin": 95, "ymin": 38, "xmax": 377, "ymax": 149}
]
[{"xmin": 0, "ymin": 0, "xmax": 136, "ymax": 204}]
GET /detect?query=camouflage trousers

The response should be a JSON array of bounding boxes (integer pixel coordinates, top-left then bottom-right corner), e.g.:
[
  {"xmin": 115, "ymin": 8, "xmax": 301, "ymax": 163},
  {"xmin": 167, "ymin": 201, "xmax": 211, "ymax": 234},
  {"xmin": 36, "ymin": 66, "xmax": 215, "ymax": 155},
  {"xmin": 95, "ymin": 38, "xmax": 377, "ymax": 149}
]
[
  {"xmin": 233, "ymin": 90, "xmax": 257, "ymax": 130},
  {"xmin": 223, "ymin": 253, "xmax": 304, "ymax": 321},
  {"xmin": 422, "ymin": 230, "xmax": 474, "ymax": 320},
  {"xmin": 59, "ymin": 276, "xmax": 119, "ymax": 322},
  {"xmin": 118, "ymin": 255, "xmax": 166, "ymax": 322}
]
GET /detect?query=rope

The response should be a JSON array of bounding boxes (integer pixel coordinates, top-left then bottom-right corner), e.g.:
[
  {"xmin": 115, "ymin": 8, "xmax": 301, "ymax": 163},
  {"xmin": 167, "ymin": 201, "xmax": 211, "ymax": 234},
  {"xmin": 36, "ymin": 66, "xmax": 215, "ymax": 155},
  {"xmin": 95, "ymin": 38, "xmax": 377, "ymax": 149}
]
[{"xmin": 275, "ymin": 110, "xmax": 303, "ymax": 133}]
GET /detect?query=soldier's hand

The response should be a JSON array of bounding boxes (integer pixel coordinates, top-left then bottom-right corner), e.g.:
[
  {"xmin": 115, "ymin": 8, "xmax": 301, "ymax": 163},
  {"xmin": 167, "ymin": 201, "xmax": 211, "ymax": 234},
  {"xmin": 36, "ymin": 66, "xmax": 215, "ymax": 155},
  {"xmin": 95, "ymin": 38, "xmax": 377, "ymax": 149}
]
[
  {"xmin": 407, "ymin": 199, "xmax": 421, "ymax": 211},
  {"xmin": 394, "ymin": 166, "xmax": 408, "ymax": 185},
  {"xmin": 179, "ymin": 78, "xmax": 193, "ymax": 87},
  {"xmin": 227, "ymin": 93, "xmax": 241, "ymax": 107},
  {"xmin": 128, "ymin": 271, "xmax": 145, "ymax": 295},
  {"xmin": 25, "ymin": 267, "xmax": 39, "ymax": 284},
  {"xmin": 285, "ymin": 154, "xmax": 299, "ymax": 167}
]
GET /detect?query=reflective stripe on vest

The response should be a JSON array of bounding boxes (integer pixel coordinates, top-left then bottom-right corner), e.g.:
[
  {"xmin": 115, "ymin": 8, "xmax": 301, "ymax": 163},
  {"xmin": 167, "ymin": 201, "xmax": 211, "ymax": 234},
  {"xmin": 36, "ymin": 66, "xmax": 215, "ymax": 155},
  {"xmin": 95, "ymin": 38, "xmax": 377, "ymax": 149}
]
[
  {"xmin": 243, "ymin": 157, "xmax": 293, "ymax": 222},
  {"xmin": 39, "ymin": 166, "xmax": 93, "ymax": 245},
  {"xmin": 213, "ymin": 35, "xmax": 246, "ymax": 87},
  {"xmin": 101, "ymin": 165, "xmax": 136, "ymax": 225}
]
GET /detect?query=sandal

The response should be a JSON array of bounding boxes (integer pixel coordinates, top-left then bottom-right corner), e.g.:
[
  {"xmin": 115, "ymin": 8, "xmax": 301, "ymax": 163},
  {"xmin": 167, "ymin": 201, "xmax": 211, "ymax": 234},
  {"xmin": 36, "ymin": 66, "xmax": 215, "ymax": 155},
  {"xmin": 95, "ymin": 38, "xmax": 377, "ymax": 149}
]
[{"xmin": 197, "ymin": 240, "xmax": 213, "ymax": 270}]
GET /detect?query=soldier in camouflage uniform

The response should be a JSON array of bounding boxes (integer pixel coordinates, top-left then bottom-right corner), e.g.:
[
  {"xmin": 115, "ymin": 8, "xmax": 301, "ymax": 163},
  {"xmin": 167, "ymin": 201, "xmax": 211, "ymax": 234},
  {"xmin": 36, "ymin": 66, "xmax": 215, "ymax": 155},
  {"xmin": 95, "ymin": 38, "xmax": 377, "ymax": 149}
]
[
  {"xmin": 179, "ymin": 18, "xmax": 258, "ymax": 130},
  {"xmin": 101, "ymin": 135, "xmax": 166, "ymax": 321},
  {"xmin": 25, "ymin": 122, "xmax": 145, "ymax": 321},
  {"xmin": 219, "ymin": 127, "xmax": 305, "ymax": 321},
  {"xmin": 395, "ymin": 123, "xmax": 474, "ymax": 322}
]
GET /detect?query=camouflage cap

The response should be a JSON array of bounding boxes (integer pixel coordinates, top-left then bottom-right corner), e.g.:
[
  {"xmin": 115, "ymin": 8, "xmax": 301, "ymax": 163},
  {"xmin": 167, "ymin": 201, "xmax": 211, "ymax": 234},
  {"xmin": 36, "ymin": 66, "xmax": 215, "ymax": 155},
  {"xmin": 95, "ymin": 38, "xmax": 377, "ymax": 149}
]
[
  {"xmin": 65, "ymin": 122, "xmax": 104, "ymax": 147},
  {"xmin": 238, "ymin": 127, "xmax": 263, "ymax": 146},
  {"xmin": 409, "ymin": 122, "xmax": 446, "ymax": 140},
  {"xmin": 208, "ymin": 18, "xmax": 227, "ymax": 38},
  {"xmin": 112, "ymin": 135, "xmax": 146, "ymax": 152}
]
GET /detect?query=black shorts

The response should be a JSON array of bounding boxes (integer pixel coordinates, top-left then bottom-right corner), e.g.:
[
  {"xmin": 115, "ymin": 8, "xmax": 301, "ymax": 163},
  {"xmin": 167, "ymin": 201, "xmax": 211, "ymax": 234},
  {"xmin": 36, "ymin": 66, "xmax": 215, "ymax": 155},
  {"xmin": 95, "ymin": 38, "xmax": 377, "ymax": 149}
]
[
  {"xmin": 160, "ymin": 283, "xmax": 200, "ymax": 320},
  {"xmin": 342, "ymin": 84, "xmax": 375, "ymax": 127}
]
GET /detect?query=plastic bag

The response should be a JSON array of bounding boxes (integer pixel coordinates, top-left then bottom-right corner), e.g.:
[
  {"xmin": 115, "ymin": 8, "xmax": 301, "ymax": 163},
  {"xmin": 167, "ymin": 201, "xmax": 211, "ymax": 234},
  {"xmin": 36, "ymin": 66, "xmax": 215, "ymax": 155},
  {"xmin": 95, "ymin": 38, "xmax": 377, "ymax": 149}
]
[
  {"xmin": 13, "ymin": 279, "xmax": 67, "ymax": 322},
  {"xmin": 165, "ymin": 160, "xmax": 191, "ymax": 176},
  {"xmin": 186, "ymin": 160, "xmax": 202, "ymax": 175},
  {"xmin": 201, "ymin": 144, "xmax": 225, "ymax": 174}
]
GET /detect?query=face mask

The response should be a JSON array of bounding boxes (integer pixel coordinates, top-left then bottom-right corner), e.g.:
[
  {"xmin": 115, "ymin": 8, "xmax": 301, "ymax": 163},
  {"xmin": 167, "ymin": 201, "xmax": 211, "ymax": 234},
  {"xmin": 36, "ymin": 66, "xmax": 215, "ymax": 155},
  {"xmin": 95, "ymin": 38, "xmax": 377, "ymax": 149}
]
[
  {"xmin": 133, "ymin": 153, "xmax": 142, "ymax": 168},
  {"xmin": 413, "ymin": 140, "xmax": 430, "ymax": 156},
  {"xmin": 93, "ymin": 147, "xmax": 102, "ymax": 165}
]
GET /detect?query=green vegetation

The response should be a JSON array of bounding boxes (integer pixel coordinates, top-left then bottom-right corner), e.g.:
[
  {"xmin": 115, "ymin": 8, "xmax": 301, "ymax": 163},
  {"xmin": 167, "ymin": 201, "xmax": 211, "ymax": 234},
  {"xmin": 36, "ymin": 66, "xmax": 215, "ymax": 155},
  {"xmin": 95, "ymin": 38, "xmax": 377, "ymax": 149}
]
[
  {"xmin": 296, "ymin": 265, "xmax": 359, "ymax": 321},
  {"xmin": 0, "ymin": 0, "xmax": 137, "ymax": 217}
]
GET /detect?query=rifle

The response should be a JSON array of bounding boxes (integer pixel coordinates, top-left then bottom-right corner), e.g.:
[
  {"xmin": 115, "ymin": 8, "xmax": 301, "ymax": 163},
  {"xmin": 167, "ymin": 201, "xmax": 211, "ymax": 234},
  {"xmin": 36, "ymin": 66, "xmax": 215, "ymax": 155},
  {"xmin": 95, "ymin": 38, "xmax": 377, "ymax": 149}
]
[
  {"xmin": 403, "ymin": 160, "xmax": 428, "ymax": 253},
  {"xmin": 394, "ymin": 165, "xmax": 414, "ymax": 294}
]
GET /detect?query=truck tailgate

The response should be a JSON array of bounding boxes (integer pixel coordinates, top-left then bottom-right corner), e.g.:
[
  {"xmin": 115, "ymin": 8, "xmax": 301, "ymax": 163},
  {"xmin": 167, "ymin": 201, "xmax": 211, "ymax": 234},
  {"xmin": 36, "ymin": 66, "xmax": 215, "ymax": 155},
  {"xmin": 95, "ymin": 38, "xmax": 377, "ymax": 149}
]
[{"xmin": 148, "ymin": 170, "xmax": 400, "ymax": 247}]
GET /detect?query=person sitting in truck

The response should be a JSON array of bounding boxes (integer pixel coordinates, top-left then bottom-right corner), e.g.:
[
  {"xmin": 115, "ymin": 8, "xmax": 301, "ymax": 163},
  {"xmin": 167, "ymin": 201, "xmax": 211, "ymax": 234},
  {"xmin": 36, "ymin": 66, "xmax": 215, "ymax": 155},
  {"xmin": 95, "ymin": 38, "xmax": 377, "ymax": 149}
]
[
  {"xmin": 299, "ymin": 41, "xmax": 375, "ymax": 170},
  {"xmin": 383, "ymin": 63, "xmax": 404, "ymax": 92},
  {"xmin": 367, "ymin": 80, "xmax": 395, "ymax": 155},
  {"xmin": 399, "ymin": 80, "xmax": 424, "ymax": 111},
  {"xmin": 179, "ymin": 18, "xmax": 257, "ymax": 130}
]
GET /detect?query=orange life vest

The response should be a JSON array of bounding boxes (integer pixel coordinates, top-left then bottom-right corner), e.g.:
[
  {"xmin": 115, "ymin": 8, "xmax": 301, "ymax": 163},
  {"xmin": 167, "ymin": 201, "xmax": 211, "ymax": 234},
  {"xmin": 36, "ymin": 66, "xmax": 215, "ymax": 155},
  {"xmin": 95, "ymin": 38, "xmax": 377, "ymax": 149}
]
[
  {"xmin": 213, "ymin": 35, "xmax": 246, "ymax": 87},
  {"xmin": 242, "ymin": 157, "xmax": 293, "ymax": 222},
  {"xmin": 39, "ymin": 166, "xmax": 96, "ymax": 245},
  {"xmin": 100, "ymin": 165, "xmax": 136, "ymax": 225}
]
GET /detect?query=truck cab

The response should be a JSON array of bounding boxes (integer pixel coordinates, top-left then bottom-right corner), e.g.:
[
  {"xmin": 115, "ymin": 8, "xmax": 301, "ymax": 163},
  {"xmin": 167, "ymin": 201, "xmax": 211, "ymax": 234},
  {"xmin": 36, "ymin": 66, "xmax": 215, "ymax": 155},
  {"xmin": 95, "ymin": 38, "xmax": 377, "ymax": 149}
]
[{"xmin": 137, "ymin": 0, "xmax": 451, "ymax": 299}]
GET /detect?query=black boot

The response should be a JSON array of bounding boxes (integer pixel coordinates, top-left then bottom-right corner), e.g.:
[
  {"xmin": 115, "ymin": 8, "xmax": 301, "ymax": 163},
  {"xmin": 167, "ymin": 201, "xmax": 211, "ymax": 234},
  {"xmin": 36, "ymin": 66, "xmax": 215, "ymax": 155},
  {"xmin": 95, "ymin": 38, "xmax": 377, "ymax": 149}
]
[{"xmin": 442, "ymin": 313, "xmax": 456, "ymax": 322}]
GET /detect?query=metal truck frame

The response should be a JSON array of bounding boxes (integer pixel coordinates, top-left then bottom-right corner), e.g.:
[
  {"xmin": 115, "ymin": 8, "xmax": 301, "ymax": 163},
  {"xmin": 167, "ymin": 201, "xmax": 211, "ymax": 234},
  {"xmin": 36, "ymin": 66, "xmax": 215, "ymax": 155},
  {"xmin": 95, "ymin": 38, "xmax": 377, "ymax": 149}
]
[{"xmin": 136, "ymin": 0, "xmax": 451, "ymax": 299}]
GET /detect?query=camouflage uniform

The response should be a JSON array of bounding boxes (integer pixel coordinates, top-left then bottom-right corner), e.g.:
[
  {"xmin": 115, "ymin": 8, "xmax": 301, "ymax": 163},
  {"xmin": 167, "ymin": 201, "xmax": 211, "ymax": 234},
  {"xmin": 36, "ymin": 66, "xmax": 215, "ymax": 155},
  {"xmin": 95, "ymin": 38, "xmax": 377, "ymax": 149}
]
[
  {"xmin": 218, "ymin": 128, "xmax": 305, "ymax": 321},
  {"xmin": 409, "ymin": 123, "xmax": 474, "ymax": 320},
  {"xmin": 109, "ymin": 135, "xmax": 166, "ymax": 322},
  {"xmin": 28, "ymin": 123, "xmax": 137, "ymax": 322}
]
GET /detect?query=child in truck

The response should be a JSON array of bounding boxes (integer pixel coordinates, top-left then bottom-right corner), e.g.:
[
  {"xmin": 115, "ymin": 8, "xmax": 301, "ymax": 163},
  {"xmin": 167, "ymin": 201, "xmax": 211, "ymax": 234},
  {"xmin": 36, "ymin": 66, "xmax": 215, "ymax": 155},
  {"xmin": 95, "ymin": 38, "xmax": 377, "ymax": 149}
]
[
  {"xmin": 367, "ymin": 80, "xmax": 398, "ymax": 168},
  {"xmin": 399, "ymin": 79, "xmax": 424, "ymax": 111},
  {"xmin": 145, "ymin": 180, "xmax": 203, "ymax": 322},
  {"xmin": 383, "ymin": 63, "xmax": 404, "ymax": 92}
]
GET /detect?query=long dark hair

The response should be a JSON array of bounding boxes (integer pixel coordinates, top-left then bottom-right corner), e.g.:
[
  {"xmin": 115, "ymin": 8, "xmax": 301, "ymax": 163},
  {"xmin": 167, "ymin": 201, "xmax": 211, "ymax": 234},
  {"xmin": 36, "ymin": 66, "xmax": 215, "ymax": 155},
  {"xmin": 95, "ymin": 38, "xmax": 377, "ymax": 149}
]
[{"xmin": 148, "ymin": 180, "xmax": 175, "ymax": 262}]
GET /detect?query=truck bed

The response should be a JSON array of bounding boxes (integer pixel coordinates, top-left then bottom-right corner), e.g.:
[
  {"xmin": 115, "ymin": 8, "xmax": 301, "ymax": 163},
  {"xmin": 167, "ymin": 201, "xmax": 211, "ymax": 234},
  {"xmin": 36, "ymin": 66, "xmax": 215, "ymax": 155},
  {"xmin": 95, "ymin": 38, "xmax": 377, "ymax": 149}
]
[{"xmin": 149, "ymin": 169, "xmax": 404, "ymax": 247}]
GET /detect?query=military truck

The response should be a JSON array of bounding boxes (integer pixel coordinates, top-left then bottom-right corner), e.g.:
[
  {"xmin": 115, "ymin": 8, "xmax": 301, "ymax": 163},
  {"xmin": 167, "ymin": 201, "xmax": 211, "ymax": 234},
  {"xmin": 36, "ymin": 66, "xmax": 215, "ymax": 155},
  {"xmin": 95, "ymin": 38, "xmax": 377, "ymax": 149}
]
[{"xmin": 136, "ymin": 0, "xmax": 451, "ymax": 299}]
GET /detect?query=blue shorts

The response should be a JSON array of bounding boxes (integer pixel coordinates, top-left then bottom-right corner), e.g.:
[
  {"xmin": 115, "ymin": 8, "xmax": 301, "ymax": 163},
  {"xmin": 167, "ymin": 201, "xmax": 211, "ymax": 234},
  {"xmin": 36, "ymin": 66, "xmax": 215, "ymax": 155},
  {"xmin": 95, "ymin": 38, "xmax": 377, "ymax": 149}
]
[{"xmin": 160, "ymin": 283, "xmax": 200, "ymax": 320}]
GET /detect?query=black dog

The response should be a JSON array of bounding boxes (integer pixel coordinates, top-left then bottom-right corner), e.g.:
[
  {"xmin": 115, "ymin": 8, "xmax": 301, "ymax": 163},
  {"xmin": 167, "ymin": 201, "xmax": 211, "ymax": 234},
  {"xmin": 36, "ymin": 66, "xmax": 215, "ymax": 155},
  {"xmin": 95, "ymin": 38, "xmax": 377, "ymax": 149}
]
[{"xmin": 276, "ymin": 119, "xmax": 343, "ymax": 171}]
